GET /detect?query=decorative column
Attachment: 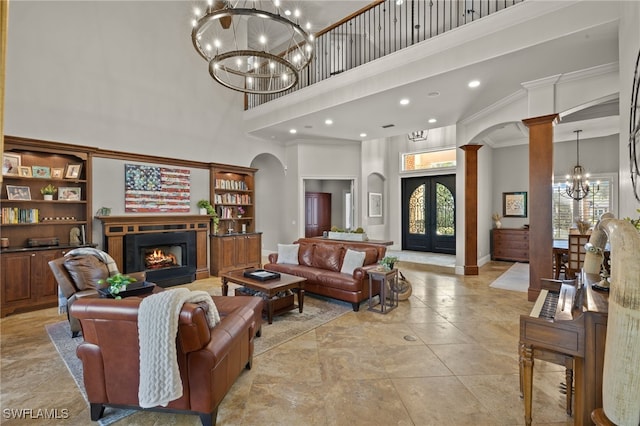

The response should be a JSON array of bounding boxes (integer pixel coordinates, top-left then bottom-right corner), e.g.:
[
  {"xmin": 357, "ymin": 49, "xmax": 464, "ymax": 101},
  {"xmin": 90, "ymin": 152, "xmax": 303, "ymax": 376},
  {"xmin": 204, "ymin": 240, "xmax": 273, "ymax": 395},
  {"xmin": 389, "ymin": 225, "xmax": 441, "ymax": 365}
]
[
  {"xmin": 522, "ymin": 114, "xmax": 558, "ymax": 301},
  {"xmin": 460, "ymin": 144, "xmax": 482, "ymax": 275}
]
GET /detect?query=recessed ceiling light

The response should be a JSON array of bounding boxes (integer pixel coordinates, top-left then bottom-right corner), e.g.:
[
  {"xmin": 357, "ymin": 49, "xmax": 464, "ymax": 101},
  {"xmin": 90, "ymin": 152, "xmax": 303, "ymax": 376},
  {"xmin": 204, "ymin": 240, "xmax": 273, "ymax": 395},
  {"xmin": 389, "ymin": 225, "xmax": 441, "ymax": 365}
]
[
  {"xmin": 428, "ymin": 118, "xmax": 437, "ymax": 124},
  {"xmin": 468, "ymin": 80, "xmax": 480, "ymax": 88},
  {"xmin": 325, "ymin": 119, "xmax": 333, "ymax": 125},
  {"xmin": 289, "ymin": 129, "xmax": 297, "ymax": 134},
  {"xmin": 360, "ymin": 133, "xmax": 367, "ymax": 138},
  {"xmin": 428, "ymin": 91, "xmax": 440, "ymax": 97},
  {"xmin": 400, "ymin": 98, "xmax": 410, "ymax": 105}
]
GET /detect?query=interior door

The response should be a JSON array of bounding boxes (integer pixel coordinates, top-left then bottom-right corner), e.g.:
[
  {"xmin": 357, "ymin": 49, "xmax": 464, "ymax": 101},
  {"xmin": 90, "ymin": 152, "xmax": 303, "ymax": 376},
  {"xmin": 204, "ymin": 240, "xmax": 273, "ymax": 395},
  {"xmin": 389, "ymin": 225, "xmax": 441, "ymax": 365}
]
[
  {"xmin": 305, "ymin": 192, "xmax": 331, "ymax": 237},
  {"xmin": 402, "ymin": 175, "xmax": 456, "ymax": 254}
]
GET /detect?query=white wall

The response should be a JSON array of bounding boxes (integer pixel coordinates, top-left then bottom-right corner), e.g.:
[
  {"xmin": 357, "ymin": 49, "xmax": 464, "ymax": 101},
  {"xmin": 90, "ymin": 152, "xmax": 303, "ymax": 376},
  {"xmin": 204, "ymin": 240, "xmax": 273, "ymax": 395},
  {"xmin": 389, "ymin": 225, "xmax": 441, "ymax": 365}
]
[
  {"xmin": 91, "ymin": 157, "xmax": 210, "ymax": 249},
  {"xmin": 251, "ymin": 153, "xmax": 286, "ymax": 254}
]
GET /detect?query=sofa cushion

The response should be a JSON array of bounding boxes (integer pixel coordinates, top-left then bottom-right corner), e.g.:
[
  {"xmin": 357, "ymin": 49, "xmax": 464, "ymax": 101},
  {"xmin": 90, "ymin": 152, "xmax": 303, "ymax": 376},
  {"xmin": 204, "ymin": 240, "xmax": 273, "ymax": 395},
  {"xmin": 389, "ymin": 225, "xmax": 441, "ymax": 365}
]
[
  {"xmin": 312, "ymin": 243, "xmax": 343, "ymax": 272},
  {"xmin": 298, "ymin": 242, "xmax": 315, "ymax": 267},
  {"xmin": 64, "ymin": 255, "xmax": 109, "ymax": 291},
  {"xmin": 265, "ymin": 263, "xmax": 323, "ymax": 283},
  {"xmin": 340, "ymin": 249, "xmax": 366, "ymax": 274},
  {"xmin": 277, "ymin": 244, "xmax": 299, "ymax": 265},
  {"xmin": 361, "ymin": 247, "xmax": 380, "ymax": 266},
  {"xmin": 317, "ymin": 270, "xmax": 360, "ymax": 292}
]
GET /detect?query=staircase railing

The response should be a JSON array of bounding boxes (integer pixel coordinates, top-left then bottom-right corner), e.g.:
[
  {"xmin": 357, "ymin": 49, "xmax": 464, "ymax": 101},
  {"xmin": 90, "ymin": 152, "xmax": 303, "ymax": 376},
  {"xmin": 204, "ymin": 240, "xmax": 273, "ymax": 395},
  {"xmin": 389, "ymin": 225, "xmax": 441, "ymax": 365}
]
[{"xmin": 246, "ymin": 0, "xmax": 523, "ymax": 109}]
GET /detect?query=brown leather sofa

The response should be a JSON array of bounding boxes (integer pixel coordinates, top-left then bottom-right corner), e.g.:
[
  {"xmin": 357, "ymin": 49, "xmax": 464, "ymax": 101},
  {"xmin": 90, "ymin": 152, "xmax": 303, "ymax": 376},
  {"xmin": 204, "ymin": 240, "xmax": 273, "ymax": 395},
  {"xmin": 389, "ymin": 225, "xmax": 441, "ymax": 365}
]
[
  {"xmin": 49, "ymin": 255, "xmax": 146, "ymax": 337},
  {"xmin": 70, "ymin": 295, "xmax": 263, "ymax": 426},
  {"xmin": 264, "ymin": 238, "xmax": 386, "ymax": 311}
]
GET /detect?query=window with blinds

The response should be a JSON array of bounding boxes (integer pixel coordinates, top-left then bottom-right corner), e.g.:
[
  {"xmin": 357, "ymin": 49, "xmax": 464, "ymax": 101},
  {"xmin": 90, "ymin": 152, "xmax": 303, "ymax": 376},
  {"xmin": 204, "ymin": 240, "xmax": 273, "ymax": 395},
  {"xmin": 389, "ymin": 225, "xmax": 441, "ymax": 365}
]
[{"xmin": 552, "ymin": 175, "xmax": 614, "ymax": 239}]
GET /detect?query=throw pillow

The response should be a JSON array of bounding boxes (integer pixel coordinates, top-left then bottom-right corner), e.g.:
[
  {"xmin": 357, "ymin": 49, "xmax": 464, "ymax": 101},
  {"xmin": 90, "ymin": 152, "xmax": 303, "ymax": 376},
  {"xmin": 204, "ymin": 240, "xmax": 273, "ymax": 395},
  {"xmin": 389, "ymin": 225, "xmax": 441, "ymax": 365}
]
[
  {"xmin": 277, "ymin": 243, "xmax": 300, "ymax": 265},
  {"xmin": 63, "ymin": 255, "xmax": 109, "ymax": 291},
  {"xmin": 340, "ymin": 249, "xmax": 367, "ymax": 275}
]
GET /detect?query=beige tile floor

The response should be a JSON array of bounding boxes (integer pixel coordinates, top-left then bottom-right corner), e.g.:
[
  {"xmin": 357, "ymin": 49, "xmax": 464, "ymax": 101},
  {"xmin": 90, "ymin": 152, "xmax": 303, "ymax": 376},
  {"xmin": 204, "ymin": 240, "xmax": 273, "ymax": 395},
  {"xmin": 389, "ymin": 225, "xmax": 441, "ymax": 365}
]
[{"xmin": 0, "ymin": 261, "xmax": 574, "ymax": 425}]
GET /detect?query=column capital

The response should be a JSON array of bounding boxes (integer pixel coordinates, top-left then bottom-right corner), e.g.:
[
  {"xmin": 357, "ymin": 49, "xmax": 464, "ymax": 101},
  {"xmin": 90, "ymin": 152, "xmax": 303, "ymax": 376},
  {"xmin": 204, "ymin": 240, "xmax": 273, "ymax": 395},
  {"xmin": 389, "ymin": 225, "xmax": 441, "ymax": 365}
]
[
  {"xmin": 522, "ymin": 113, "xmax": 559, "ymax": 128},
  {"xmin": 459, "ymin": 144, "xmax": 483, "ymax": 152}
]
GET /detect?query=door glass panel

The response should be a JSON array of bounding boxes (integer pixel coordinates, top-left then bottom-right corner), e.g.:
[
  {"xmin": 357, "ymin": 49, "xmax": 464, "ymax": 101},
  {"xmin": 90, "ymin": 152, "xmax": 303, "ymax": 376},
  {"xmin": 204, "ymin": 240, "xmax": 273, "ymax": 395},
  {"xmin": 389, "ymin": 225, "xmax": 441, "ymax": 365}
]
[
  {"xmin": 436, "ymin": 183, "xmax": 455, "ymax": 236},
  {"xmin": 409, "ymin": 184, "xmax": 425, "ymax": 234}
]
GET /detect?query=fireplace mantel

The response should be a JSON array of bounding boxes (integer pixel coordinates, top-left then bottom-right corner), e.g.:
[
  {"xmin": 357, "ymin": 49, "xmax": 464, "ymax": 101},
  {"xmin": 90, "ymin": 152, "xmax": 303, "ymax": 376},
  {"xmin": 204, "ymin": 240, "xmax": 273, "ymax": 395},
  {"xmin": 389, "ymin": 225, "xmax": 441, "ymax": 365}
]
[{"xmin": 97, "ymin": 215, "xmax": 210, "ymax": 279}]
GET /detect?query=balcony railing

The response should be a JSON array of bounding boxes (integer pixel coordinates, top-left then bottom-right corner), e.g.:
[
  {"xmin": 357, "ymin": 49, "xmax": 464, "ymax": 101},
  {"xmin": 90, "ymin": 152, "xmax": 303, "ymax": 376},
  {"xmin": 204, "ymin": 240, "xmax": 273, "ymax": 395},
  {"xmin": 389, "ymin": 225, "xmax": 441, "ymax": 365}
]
[{"xmin": 246, "ymin": 0, "xmax": 523, "ymax": 109}]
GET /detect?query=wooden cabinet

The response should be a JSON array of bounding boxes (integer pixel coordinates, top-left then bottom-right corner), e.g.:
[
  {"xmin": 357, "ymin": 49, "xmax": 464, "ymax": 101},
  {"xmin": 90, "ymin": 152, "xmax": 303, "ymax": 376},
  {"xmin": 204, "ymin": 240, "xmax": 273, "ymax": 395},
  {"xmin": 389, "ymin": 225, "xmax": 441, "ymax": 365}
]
[
  {"xmin": 1, "ymin": 136, "xmax": 93, "ymax": 316},
  {"xmin": 210, "ymin": 233, "xmax": 262, "ymax": 276},
  {"xmin": 1, "ymin": 248, "xmax": 70, "ymax": 316},
  {"xmin": 210, "ymin": 163, "xmax": 256, "ymax": 236},
  {"xmin": 491, "ymin": 228, "xmax": 529, "ymax": 262}
]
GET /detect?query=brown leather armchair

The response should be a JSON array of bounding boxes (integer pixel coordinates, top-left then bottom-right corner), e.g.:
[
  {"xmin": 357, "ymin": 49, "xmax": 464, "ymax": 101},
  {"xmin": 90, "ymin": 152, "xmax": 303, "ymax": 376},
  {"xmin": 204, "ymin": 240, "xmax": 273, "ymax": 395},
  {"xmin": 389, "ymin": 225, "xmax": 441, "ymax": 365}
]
[
  {"xmin": 70, "ymin": 295, "xmax": 263, "ymax": 425},
  {"xmin": 48, "ymin": 255, "xmax": 145, "ymax": 337}
]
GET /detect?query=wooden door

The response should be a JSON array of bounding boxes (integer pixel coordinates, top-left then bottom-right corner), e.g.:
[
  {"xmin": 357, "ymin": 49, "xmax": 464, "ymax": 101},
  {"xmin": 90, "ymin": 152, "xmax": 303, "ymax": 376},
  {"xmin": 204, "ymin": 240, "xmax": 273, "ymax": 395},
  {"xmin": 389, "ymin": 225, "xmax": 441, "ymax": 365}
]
[
  {"xmin": 305, "ymin": 192, "xmax": 331, "ymax": 237},
  {"xmin": 1, "ymin": 252, "xmax": 33, "ymax": 306},
  {"xmin": 245, "ymin": 234, "xmax": 262, "ymax": 267},
  {"xmin": 34, "ymin": 249, "xmax": 62, "ymax": 300}
]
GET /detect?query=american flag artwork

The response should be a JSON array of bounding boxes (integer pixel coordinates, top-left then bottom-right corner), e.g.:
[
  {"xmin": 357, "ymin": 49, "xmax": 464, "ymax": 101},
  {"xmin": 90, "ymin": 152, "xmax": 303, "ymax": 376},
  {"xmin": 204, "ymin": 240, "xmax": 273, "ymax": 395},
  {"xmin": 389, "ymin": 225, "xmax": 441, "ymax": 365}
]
[{"xmin": 124, "ymin": 164, "xmax": 191, "ymax": 213}]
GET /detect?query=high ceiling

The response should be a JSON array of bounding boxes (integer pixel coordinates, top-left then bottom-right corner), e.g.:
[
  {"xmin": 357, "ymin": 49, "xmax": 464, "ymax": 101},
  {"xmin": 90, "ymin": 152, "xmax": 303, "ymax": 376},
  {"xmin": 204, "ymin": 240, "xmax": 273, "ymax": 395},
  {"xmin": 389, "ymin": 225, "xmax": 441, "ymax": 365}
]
[{"xmin": 243, "ymin": 1, "xmax": 621, "ymax": 146}]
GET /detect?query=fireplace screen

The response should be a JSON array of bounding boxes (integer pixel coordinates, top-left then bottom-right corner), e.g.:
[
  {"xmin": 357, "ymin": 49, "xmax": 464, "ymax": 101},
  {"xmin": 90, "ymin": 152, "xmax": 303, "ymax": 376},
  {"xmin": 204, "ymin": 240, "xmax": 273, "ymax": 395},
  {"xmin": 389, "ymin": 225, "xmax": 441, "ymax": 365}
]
[{"xmin": 143, "ymin": 245, "xmax": 182, "ymax": 270}]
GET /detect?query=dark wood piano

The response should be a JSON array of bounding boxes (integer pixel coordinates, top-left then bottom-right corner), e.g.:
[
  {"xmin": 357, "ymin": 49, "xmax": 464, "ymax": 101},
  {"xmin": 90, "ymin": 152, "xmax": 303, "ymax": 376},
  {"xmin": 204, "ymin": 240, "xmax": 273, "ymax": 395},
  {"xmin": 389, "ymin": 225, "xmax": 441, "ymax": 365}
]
[{"xmin": 519, "ymin": 272, "xmax": 609, "ymax": 426}]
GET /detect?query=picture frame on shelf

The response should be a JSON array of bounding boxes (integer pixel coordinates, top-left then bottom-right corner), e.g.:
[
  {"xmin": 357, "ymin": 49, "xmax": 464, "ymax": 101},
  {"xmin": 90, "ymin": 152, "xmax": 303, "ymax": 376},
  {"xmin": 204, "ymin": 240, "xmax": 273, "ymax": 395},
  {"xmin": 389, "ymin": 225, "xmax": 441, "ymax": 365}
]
[
  {"xmin": 64, "ymin": 164, "xmax": 82, "ymax": 179},
  {"xmin": 51, "ymin": 168, "xmax": 64, "ymax": 179},
  {"xmin": 503, "ymin": 191, "xmax": 527, "ymax": 217},
  {"xmin": 19, "ymin": 166, "xmax": 32, "ymax": 177},
  {"xmin": 59, "ymin": 187, "xmax": 81, "ymax": 201},
  {"xmin": 368, "ymin": 192, "xmax": 382, "ymax": 217},
  {"xmin": 6, "ymin": 185, "xmax": 32, "ymax": 200},
  {"xmin": 2, "ymin": 153, "xmax": 21, "ymax": 176},
  {"xmin": 32, "ymin": 165, "xmax": 51, "ymax": 178}
]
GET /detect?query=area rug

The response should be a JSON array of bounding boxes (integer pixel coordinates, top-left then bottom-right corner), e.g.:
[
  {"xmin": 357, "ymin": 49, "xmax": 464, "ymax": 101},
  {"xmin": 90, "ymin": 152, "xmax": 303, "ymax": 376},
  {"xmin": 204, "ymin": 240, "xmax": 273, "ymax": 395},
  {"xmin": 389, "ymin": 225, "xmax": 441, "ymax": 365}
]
[
  {"xmin": 46, "ymin": 292, "xmax": 350, "ymax": 424},
  {"xmin": 489, "ymin": 262, "xmax": 529, "ymax": 292}
]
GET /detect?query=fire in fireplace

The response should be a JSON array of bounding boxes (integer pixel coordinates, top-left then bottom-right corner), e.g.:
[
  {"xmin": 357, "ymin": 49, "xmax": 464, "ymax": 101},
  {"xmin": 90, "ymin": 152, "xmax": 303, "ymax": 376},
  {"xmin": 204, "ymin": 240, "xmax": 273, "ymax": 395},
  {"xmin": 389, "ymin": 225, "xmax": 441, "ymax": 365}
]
[
  {"xmin": 124, "ymin": 231, "xmax": 196, "ymax": 287},
  {"xmin": 144, "ymin": 247, "xmax": 181, "ymax": 270}
]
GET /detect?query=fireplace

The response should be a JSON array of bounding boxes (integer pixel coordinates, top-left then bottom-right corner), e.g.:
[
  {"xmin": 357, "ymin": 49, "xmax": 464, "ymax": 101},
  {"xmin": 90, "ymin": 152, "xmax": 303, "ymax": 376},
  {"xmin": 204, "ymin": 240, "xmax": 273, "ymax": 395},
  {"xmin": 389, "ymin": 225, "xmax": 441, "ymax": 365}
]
[{"xmin": 124, "ymin": 231, "xmax": 196, "ymax": 287}]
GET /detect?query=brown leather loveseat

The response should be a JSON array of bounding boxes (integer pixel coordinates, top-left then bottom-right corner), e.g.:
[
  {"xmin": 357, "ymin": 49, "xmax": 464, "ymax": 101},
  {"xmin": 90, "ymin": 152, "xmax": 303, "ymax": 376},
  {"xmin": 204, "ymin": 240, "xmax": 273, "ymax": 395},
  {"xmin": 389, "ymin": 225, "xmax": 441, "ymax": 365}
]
[
  {"xmin": 264, "ymin": 238, "xmax": 386, "ymax": 311},
  {"xmin": 70, "ymin": 295, "xmax": 263, "ymax": 425}
]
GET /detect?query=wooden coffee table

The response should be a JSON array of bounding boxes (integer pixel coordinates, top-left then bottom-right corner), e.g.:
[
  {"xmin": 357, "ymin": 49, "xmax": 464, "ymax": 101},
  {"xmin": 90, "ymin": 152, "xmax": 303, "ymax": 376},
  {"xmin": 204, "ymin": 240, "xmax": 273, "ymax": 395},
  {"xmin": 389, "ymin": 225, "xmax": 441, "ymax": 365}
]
[{"xmin": 221, "ymin": 269, "xmax": 306, "ymax": 324}]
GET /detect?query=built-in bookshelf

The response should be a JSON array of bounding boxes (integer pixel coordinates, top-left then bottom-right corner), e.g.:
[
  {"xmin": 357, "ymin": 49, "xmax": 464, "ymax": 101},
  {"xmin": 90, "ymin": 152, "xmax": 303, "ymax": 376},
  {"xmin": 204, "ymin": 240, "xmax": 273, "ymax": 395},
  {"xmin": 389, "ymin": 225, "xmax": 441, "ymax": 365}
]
[
  {"xmin": 1, "ymin": 136, "xmax": 94, "ymax": 316},
  {"xmin": 210, "ymin": 163, "xmax": 256, "ymax": 235}
]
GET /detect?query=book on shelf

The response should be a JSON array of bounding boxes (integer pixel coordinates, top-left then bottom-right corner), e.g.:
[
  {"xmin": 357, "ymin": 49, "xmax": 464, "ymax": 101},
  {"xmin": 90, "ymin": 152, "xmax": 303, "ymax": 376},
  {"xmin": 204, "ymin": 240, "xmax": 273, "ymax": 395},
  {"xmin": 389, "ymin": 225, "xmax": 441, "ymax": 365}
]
[{"xmin": 1, "ymin": 208, "xmax": 39, "ymax": 224}]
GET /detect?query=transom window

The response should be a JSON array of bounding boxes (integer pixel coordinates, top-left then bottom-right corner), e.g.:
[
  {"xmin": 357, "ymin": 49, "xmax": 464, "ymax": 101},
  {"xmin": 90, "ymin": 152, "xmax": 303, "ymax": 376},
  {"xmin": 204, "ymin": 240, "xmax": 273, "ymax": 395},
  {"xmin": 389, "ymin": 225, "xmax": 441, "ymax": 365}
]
[{"xmin": 402, "ymin": 148, "xmax": 456, "ymax": 172}]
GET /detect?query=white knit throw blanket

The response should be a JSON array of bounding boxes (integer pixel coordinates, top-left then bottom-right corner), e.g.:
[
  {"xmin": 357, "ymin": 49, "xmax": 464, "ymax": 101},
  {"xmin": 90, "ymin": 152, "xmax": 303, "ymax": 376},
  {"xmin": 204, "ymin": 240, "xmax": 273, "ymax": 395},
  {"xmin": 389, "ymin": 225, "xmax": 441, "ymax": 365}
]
[{"xmin": 137, "ymin": 288, "xmax": 220, "ymax": 408}]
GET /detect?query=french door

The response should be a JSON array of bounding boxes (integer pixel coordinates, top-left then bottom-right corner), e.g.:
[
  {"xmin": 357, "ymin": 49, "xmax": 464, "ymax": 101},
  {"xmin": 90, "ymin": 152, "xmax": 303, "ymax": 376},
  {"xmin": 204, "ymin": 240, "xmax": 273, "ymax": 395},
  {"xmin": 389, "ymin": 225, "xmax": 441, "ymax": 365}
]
[{"xmin": 401, "ymin": 175, "xmax": 456, "ymax": 254}]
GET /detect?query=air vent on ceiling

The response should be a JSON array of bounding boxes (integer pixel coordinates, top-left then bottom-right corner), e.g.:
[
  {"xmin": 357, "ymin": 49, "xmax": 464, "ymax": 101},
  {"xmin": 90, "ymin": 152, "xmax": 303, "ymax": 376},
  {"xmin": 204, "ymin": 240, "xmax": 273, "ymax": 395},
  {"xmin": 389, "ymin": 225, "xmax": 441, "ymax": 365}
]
[{"xmin": 381, "ymin": 124, "xmax": 395, "ymax": 128}]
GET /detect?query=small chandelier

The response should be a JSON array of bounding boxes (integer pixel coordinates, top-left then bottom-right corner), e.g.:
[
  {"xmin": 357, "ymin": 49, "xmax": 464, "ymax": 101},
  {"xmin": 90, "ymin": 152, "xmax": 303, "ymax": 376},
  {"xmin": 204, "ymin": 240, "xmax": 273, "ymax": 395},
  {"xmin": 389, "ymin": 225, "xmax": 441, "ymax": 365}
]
[
  {"xmin": 565, "ymin": 130, "xmax": 591, "ymax": 201},
  {"xmin": 407, "ymin": 130, "xmax": 429, "ymax": 142},
  {"xmin": 190, "ymin": 0, "xmax": 314, "ymax": 95}
]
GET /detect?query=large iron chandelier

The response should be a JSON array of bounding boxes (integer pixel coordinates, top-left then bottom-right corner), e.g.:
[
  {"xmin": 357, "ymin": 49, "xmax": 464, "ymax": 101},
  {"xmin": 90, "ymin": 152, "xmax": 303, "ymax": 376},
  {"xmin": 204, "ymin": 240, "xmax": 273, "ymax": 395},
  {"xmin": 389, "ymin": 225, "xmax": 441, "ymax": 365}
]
[
  {"xmin": 190, "ymin": 0, "xmax": 314, "ymax": 94},
  {"xmin": 565, "ymin": 130, "xmax": 591, "ymax": 201}
]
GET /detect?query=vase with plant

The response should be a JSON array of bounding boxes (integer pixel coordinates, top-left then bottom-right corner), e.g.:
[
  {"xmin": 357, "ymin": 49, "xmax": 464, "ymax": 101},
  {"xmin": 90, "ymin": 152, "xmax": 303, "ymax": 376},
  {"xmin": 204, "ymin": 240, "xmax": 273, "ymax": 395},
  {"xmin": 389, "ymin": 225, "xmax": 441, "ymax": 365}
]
[
  {"xmin": 492, "ymin": 213, "xmax": 502, "ymax": 229},
  {"xmin": 97, "ymin": 273, "xmax": 136, "ymax": 299},
  {"xmin": 379, "ymin": 256, "xmax": 398, "ymax": 271},
  {"xmin": 40, "ymin": 183, "xmax": 57, "ymax": 200},
  {"xmin": 196, "ymin": 200, "xmax": 220, "ymax": 233},
  {"xmin": 237, "ymin": 206, "xmax": 245, "ymax": 218}
]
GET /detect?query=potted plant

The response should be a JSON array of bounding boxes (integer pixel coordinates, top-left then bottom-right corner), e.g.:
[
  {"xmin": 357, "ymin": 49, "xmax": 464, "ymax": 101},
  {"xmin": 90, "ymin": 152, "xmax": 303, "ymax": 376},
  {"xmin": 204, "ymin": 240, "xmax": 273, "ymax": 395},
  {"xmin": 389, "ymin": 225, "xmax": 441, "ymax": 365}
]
[
  {"xmin": 40, "ymin": 183, "xmax": 57, "ymax": 200},
  {"xmin": 197, "ymin": 199, "xmax": 214, "ymax": 215},
  {"xmin": 379, "ymin": 255, "xmax": 398, "ymax": 270},
  {"xmin": 197, "ymin": 199, "xmax": 220, "ymax": 233},
  {"xmin": 237, "ymin": 206, "xmax": 245, "ymax": 218},
  {"xmin": 492, "ymin": 213, "xmax": 502, "ymax": 229},
  {"xmin": 97, "ymin": 273, "xmax": 136, "ymax": 299}
]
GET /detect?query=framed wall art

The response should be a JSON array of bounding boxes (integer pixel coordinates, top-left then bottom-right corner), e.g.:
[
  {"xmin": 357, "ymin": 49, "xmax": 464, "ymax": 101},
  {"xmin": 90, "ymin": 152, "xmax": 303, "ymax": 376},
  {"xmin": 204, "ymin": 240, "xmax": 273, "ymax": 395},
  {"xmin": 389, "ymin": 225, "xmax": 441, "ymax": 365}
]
[
  {"xmin": 503, "ymin": 191, "xmax": 527, "ymax": 217},
  {"xmin": 368, "ymin": 192, "xmax": 382, "ymax": 217},
  {"xmin": 6, "ymin": 185, "xmax": 32, "ymax": 200},
  {"xmin": 2, "ymin": 153, "xmax": 21, "ymax": 175}
]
